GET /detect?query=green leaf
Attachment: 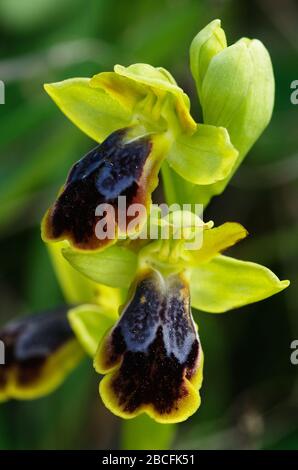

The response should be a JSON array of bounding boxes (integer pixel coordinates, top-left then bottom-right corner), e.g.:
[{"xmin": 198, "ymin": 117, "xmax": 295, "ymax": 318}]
[
  {"xmin": 68, "ymin": 305, "xmax": 116, "ymax": 357},
  {"xmin": 121, "ymin": 414, "xmax": 175, "ymax": 450},
  {"xmin": 190, "ymin": 255, "xmax": 289, "ymax": 313},
  {"xmin": 44, "ymin": 78, "xmax": 131, "ymax": 142},
  {"xmin": 62, "ymin": 245, "xmax": 138, "ymax": 288},
  {"xmin": 190, "ymin": 19, "xmax": 227, "ymax": 99},
  {"xmin": 167, "ymin": 124, "xmax": 238, "ymax": 185}
]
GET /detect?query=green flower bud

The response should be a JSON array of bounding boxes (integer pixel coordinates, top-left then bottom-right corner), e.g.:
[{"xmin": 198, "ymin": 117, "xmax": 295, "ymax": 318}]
[
  {"xmin": 190, "ymin": 19, "xmax": 227, "ymax": 101},
  {"xmin": 190, "ymin": 20, "xmax": 275, "ymax": 204}
]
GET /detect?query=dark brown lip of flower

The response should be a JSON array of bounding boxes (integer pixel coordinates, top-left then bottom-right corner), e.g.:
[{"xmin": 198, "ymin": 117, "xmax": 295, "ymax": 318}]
[
  {"xmin": 99, "ymin": 270, "xmax": 200, "ymax": 415},
  {"xmin": 0, "ymin": 307, "xmax": 74, "ymax": 387},
  {"xmin": 43, "ymin": 128, "xmax": 153, "ymax": 250}
]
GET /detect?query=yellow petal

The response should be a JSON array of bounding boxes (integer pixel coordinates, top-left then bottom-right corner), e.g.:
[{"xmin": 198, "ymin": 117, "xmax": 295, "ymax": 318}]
[
  {"xmin": 113, "ymin": 63, "xmax": 197, "ymax": 133},
  {"xmin": 185, "ymin": 222, "xmax": 248, "ymax": 264},
  {"xmin": 190, "ymin": 255, "xmax": 290, "ymax": 313},
  {"xmin": 68, "ymin": 304, "xmax": 117, "ymax": 357},
  {"xmin": 44, "ymin": 78, "xmax": 131, "ymax": 142}
]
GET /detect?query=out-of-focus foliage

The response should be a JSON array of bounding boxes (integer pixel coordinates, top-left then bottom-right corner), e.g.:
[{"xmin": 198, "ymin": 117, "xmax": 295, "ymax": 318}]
[{"xmin": 0, "ymin": 0, "xmax": 297, "ymax": 450}]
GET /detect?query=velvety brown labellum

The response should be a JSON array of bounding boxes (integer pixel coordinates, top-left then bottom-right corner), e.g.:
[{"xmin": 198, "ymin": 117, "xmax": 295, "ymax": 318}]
[
  {"xmin": 0, "ymin": 307, "xmax": 73, "ymax": 388},
  {"xmin": 101, "ymin": 271, "xmax": 200, "ymax": 415},
  {"xmin": 44, "ymin": 128, "xmax": 153, "ymax": 249}
]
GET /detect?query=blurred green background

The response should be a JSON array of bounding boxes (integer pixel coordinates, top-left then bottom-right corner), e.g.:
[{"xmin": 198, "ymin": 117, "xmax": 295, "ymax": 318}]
[{"xmin": 0, "ymin": 0, "xmax": 297, "ymax": 450}]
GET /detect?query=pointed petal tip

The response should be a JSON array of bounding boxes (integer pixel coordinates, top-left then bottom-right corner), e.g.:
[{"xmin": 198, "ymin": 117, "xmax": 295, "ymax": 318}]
[
  {"xmin": 205, "ymin": 220, "xmax": 214, "ymax": 229},
  {"xmin": 210, "ymin": 18, "xmax": 221, "ymax": 27},
  {"xmin": 43, "ymin": 81, "xmax": 59, "ymax": 96},
  {"xmin": 281, "ymin": 279, "xmax": 290, "ymax": 289},
  {"xmin": 190, "ymin": 255, "xmax": 290, "ymax": 313},
  {"xmin": 43, "ymin": 82, "xmax": 55, "ymax": 98}
]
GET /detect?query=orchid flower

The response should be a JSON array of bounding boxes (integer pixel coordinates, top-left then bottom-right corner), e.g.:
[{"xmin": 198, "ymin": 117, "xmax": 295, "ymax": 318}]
[
  {"xmin": 0, "ymin": 20, "xmax": 288, "ymax": 429},
  {"xmin": 41, "ymin": 48, "xmax": 239, "ymax": 250},
  {"xmin": 62, "ymin": 212, "xmax": 288, "ymax": 422}
]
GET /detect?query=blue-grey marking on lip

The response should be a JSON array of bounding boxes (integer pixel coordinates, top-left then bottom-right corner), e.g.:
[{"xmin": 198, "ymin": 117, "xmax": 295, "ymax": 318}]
[
  {"xmin": 46, "ymin": 128, "xmax": 153, "ymax": 248},
  {"xmin": 101, "ymin": 270, "xmax": 200, "ymax": 415},
  {"xmin": 114, "ymin": 271, "xmax": 198, "ymax": 362},
  {"xmin": 0, "ymin": 307, "xmax": 73, "ymax": 362},
  {"xmin": 0, "ymin": 307, "xmax": 74, "ymax": 386}
]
